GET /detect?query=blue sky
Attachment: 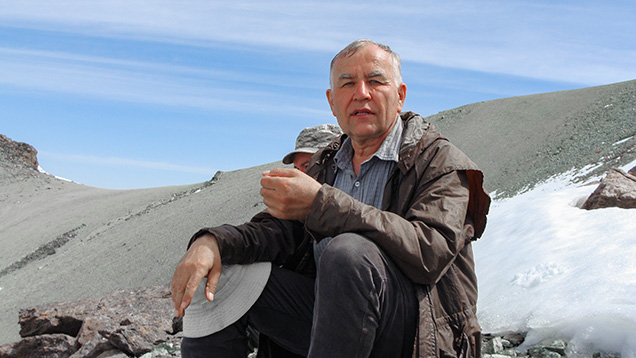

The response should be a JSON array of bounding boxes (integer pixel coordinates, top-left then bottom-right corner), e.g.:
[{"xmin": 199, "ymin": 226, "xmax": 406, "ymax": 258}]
[{"xmin": 1, "ymin": 1, "xmax": 634, "ymax": 189}]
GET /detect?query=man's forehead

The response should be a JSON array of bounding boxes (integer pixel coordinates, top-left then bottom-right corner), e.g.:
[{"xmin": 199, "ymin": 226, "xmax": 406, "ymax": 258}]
[{"xmin": 337, "ymin": 69, "xmax": 386, "ymax": 80}]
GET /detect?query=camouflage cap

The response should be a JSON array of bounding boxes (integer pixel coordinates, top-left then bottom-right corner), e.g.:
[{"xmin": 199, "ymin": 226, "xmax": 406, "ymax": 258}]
[{"xmin": 282, "ymin": 124, "xmax": 343, "ymax": 164}]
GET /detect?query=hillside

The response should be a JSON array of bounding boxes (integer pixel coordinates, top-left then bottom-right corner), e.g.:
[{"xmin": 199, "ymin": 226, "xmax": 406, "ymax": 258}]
[
  {"xmin": 428, "ymin": 79, "xmax": 636, "ymax": 197},
  {"xmin": 0, "ymin": 140, "xmax": 277, "ymax": 344},
  {"xmin": 0, "ymin": 79, "xmax": 635, "ymax": 346}
]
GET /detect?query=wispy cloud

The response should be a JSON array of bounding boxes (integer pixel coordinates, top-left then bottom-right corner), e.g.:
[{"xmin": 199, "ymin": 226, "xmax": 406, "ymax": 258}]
[
  {"xmin": 1, "ymin": 1, "xmax": 634, "ymax": 85},
  {"xmin": 0, "ymin": 47, "xmax": 330, "ymax": 118},
  {"xmin": 40, "ymin": 151, "xmax": 216, "ymax": 175}
]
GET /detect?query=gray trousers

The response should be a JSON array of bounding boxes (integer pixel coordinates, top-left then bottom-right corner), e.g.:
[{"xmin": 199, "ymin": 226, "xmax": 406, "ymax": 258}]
[{"xmin": 182, "ymin": 233, "xmax": 417, "ymax": 358}]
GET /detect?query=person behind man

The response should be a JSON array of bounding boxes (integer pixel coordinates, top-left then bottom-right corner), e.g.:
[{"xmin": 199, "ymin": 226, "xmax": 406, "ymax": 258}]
[
  {"xmin": 171, "ymin": 39, "xmax": 490, "ymax": 357},
  {"xmin": 282, "ymin": 124, "xmax": 343, "ymax": 173}
]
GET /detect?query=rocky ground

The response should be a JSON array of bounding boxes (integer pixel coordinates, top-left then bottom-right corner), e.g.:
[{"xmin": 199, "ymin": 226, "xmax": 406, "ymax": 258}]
[{"xmin": 1, "ymin": 282, "xmax": 630, "ymax": 358}]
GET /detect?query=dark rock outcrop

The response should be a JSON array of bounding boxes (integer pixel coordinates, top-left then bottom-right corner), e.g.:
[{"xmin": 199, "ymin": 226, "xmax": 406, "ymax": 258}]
[
  {"xmin": 0, "ymin": 333, "xmax": 78, "ymax": 358},
  {"xmin": 0, "ymin": 134, "xmax": 39, "ymax": 171},
  {"xmin": 0, "ymin": 285, "xmax": 182, "ymax": 358},
  {"xmin": 582, "ymin": 166, "xmax": 636, "ymax": 210}
]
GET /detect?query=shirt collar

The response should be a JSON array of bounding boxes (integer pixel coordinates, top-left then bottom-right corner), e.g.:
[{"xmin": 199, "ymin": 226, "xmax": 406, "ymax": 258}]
[
  {"xmin": 374, "ymin": 117, "xmax": 403, "ymax": 162},
  {"xmin": 334, "ymin": 117, "xmax": 403, "ymax": 170}
]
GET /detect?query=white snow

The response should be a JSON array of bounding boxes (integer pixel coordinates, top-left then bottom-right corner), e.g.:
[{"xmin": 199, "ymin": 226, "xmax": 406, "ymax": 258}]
[
  {"xmin": 613, "ymin": 136, "xmax": 634, "ymax": 146},
  {"xmin": 38, "ymin": 165, "xmax": 74, "ymax": 183},
  {"xmin": 475, "ymin": 159, "xmax": 636, "ymax": 357}
]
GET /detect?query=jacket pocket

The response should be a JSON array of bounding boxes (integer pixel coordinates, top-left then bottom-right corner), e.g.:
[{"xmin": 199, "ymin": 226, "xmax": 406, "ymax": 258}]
[
  {"xmin": 455, "ymin": 332, "xmax": 472, "ymax": 358},
  {"xmin": 437, "ymin": 317, "xmax": 479, "ymax": 358}
]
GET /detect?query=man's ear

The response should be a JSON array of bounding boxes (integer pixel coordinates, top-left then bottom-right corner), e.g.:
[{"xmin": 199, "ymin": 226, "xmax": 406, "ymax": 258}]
[
  {"xmin": 326, "ymin": 89, "xmax": 336, "ymax": 116},
  {"xmin": 397, "ymin": 83, "xmax": 407, "ymax": 112}
]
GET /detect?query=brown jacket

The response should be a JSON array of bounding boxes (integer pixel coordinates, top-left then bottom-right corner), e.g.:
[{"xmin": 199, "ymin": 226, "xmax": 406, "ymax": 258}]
[{"xmin": 193, "ymin": 111, "xmax": 491, "ymax": 357}]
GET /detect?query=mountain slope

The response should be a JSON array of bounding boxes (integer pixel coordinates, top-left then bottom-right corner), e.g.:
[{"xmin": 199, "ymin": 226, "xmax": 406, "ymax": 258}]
[
  {"xmin": 427, "ymin": 79, "xmax": 636, "ymax": 197},
  {"xmin": 0, "ymin": 149, "xmax": 277, "ymax": 344}
]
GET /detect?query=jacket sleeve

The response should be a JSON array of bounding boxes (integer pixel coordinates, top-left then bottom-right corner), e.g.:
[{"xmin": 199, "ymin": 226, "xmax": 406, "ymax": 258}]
[
  {"xmin": 304, "ymin": 168, "xmax": 471, "ymax": 285},
  {"xmin": 189, "ymin": 211, "xmax": 306, "ymax": 266}
]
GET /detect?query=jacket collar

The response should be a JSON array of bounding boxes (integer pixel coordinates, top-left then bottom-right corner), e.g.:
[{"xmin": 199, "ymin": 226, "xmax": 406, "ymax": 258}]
[
  {"xmin": 307, "ymin": 111, "xmax": 442, "ymax": 178},
  {"xmin": 397, "ymin": 111, "xmax": 445, "ymax": 174}
]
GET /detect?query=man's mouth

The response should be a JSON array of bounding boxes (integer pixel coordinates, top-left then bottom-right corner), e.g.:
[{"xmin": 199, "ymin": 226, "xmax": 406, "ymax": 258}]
[{"xmin": 353, "ymin": 109, "xmax": 374, "ymax": 116}]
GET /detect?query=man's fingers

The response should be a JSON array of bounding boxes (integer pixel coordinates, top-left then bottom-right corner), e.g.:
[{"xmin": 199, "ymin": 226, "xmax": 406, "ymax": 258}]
[
  {"xmin": 263, "ymin": 168, "xmax": 298, "ymax": 178},
  {"xmin": 171, "ymin": 259, "xmax": 192, "ymax": 316},
  {"xmin": 179, "ymin": 273, "xmax": 205, "ymax": 316},
  {"xmin": 170, "ymin": 279, "xmax": 184, "ymax": 315},
  {"xmin": 205, "ymin": 262, "xmax": 223, "ymax": 302},
  {"xmin": 260, "ymin": 166, "xmax": 320, "ymax": 220},
  {"xmin": 170, "ymin": 234, "xmax": 220, "ymax": 317}
]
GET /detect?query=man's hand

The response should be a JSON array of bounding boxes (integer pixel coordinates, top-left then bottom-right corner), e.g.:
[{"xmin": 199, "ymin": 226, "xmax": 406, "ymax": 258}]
[
  {"xmin": 260, "ymin": 168, "xmax": 322, "ymax": 220},
  {"xmin": 170, "ymin": 234, "xmax": 222, "ymax": 317}
]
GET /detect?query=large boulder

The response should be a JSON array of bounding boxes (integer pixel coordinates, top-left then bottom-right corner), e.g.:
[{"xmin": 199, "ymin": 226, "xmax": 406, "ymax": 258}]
[
  {"xmin": 0, "ymin": 285, "xmax": 181, "ymax": 358},
  {"xmin": 0, "ymin": 333, "xmax": 78, "ymax": 358},
  {"xmin": 582, "ymin": 167, "xmax": 636, "ymax": 210}
]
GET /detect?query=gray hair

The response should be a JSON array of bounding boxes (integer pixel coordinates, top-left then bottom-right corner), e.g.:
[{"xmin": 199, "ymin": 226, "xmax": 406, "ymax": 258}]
[{"xmin": 329, "ymin": 39, "xmax": 403, "ymax": 88}]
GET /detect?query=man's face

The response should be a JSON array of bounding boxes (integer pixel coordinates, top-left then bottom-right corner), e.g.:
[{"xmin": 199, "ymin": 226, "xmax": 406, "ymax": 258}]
[
  {"xmin": 326, "ymin": 44, "xmax": 406, "ymax": 144},
  {"xmin": 293, "ymin": 152, "xmax": 314, "ymax": 173}
]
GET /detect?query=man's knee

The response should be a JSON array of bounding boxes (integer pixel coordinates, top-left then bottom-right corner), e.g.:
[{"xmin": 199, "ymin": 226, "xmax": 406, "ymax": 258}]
[{"xmin": 318, "ymin": 233, "xmax": 382, "ymax": 273}]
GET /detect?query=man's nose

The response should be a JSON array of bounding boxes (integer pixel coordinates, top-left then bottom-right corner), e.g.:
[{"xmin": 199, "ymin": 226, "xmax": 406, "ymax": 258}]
[{"xmin": 353, "ymin": 81, "xmax": 371, "ymax": 100}]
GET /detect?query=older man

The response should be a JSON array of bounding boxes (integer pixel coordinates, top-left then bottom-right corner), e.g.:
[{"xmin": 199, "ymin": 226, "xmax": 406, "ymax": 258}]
[{"xmin": 172, "ymin": 39, "xmax": 490, "ymax": 358}]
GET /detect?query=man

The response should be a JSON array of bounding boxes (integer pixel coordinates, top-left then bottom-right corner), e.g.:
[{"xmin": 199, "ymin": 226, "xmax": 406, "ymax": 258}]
[
  {"xmin": 282, "ymin": 124, "xmax": 343, "ymax": 172},
  {"xmin": 172, "ymin": 39, "xmax": 490, "ymax": 357}
]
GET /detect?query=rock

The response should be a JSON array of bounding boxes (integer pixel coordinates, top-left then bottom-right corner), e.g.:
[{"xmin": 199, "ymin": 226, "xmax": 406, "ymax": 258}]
[
  {"xmin": 629, "ymin": 166, "xmax": 636, "ymax": 177},
  {"xmin": 502, "ymin": 332, "xmax": 526, "ymax": 347},
  {"xmin": 5, "ymin": 285, "xmax": 180, "ymax": 357},
  {"xmin": 528, "ymin": 346, "xmax": 563, "ymax": 358},
  {"xmin": 0, "ymin": 333, "xmax": 78, "ymax": 358},
  {"xmin": 593, "ymin": 353, "xmax": 622, "ymax": 358},
  {"xmin": 96, "ymin": 350, "xmax": 130, "ymax": 358},
  {"xmin": 582, "ymin": 168, "xmax": 636, "ymax": 209},
  {"xmin": 526, "ymin": 338, "xmax": 569, "ymax": 358},
  {"xmin": 542, "ymin": 339, "xmax": 568, "ymax": 356},
  {"xmin": 0, "ymin": 134, "xmax": 39, "ymax": 170},
  {"xmin": 139, "ymin": 339, "xmax": 182, "ymax": 358},
  {"xmin": 483, "ymin": 336, "xmax": 505, "ymax": 354}
]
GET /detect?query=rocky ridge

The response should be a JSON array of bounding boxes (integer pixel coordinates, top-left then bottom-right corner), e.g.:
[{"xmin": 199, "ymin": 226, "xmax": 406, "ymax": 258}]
[
  {"xmin": 0, "ymin": 135, "xmax": 41, "ymax": 183},
  {"xmin": 0, "ymin": 135, "xmax": 38, "ymax": 171}
]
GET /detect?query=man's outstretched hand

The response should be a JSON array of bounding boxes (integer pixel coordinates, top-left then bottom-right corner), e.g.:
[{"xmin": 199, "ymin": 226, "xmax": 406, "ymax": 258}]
[
  {"xmin": 170, "ymin": 234, "xmax": 222, "ymax": 317},
  {"xmin": 260, "ymin": 168, "xmax": 322, "ymax": 220},
  {"xmin": 171, "ymin": 168, "xmax": 320, "ymax": 316}
]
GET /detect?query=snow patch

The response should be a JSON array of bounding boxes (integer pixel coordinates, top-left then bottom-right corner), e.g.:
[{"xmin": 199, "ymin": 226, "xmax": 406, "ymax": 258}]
[{"xmin": 475, "ymin": 168, "xmax": 636, "ymax": 356}]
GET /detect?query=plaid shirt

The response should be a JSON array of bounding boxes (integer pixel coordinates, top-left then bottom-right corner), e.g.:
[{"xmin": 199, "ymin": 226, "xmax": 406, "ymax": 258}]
[{"xmin": 313, "ymin": 118, "xmax": 403, "ymax": 264}]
